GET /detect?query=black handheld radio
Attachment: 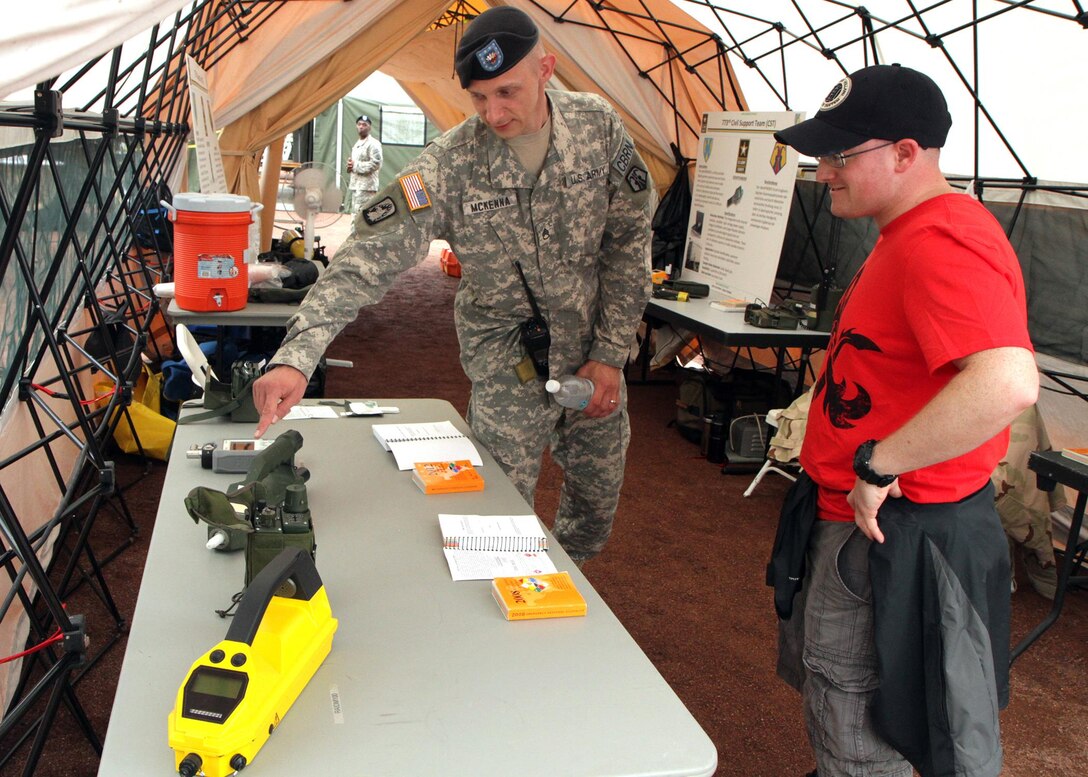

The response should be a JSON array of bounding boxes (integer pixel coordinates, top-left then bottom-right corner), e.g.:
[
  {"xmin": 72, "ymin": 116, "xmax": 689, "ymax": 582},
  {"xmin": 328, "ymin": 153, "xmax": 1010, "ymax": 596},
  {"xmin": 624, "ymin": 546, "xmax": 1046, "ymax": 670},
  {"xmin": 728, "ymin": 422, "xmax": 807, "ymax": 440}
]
[{"xmin": 513, "ymin": 260, "xmax": 551, "ymax": 376}]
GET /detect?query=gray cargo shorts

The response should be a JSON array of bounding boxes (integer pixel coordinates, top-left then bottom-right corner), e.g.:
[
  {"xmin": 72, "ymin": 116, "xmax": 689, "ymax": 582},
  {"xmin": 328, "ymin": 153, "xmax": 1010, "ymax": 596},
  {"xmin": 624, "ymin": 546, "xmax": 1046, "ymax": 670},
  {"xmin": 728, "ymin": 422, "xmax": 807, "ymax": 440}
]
[{"xmin": 777, "ymin": 521, "xmax": 912, "ymax": 777}]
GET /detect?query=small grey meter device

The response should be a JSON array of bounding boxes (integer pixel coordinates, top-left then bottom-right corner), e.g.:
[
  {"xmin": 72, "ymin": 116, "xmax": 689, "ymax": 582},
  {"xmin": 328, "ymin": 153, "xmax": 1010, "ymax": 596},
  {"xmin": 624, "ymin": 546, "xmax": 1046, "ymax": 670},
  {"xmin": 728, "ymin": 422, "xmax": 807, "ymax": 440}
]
[{"xmin": 187, "ymin": 439, "xmax": 275, "ymax": 473}]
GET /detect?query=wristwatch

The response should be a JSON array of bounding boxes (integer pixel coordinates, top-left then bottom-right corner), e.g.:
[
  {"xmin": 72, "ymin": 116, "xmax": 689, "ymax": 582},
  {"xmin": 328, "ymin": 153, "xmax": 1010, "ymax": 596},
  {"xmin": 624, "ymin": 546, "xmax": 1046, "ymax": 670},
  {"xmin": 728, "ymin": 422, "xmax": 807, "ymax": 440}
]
[{"xmin": 853, "ymin": 439, "xmax": 897, "ymax": 487}]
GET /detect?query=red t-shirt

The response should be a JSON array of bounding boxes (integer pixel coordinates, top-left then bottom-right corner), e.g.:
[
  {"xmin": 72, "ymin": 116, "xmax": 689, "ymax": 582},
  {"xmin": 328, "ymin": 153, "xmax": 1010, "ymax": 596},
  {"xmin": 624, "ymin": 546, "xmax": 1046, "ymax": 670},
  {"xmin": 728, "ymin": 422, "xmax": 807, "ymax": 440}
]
[{"xmin": 801, "ymin": 193, "xmax": 1033, "ymax": 522}]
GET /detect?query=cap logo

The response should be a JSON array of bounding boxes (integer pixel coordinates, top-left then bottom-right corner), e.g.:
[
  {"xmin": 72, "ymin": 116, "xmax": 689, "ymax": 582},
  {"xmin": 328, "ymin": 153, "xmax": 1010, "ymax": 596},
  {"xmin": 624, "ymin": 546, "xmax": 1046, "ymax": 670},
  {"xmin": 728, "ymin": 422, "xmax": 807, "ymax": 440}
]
[
  {"xmin": 476, "ymin": 39, "xmax": 504, "ymax": 72},
  {"xmin": 820, "ymin": 77, "xmax": 852, "ymax": 112}
]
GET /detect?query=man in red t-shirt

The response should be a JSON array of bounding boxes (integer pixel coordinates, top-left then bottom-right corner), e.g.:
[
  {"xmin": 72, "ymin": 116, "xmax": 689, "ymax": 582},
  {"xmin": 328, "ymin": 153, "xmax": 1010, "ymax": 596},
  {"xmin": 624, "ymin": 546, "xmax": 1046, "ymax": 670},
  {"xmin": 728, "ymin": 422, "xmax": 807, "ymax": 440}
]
[{"xmin": 772, "ymin": 65, "xmax": 1038, "ymax": 777}]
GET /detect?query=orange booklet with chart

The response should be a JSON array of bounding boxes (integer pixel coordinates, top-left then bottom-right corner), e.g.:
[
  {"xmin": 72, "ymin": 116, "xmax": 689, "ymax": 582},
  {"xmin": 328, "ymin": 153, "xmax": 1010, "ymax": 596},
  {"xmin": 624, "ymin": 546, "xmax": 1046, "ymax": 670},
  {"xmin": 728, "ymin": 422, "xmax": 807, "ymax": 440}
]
[
  {"xmin": 491, "ymin": 572, "xmax": 587, "ymax": 621},
  {"xmin": 412, "ymin": 460, "xmax": 485, "ymax": 494}
]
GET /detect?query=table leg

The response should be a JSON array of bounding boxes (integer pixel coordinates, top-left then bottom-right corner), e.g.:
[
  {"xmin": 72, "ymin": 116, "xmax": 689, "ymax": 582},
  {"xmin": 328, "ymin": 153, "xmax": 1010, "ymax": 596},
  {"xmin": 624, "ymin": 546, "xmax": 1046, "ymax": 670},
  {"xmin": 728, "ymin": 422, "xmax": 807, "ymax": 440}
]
[
  {"xmin": 1010, "ymin": 490, "xmax": 1087, "ymax": 663},
  {"xmin": 794, "ymin": 346, "xmax": 813, "ymax": 398}
]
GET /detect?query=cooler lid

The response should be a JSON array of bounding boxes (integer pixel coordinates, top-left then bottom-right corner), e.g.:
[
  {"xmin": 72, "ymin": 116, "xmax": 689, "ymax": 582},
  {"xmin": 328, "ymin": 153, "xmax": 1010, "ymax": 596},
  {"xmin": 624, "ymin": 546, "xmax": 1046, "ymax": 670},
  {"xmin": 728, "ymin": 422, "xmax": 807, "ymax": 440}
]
[{"xmin": 173, "ymin": 192, "xmax": 253, "ymax": 213}]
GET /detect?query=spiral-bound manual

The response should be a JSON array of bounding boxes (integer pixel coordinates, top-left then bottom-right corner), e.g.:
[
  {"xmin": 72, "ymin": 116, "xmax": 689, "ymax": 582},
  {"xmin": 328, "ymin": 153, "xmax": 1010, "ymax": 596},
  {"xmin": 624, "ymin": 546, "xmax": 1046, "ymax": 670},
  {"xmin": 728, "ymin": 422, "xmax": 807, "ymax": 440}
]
[
  {"xmin": 372, "ymin": 420, "xmax": 484, "ymax": 470},
  {"xmin": 438, "ymin": 514, "xmax": 555, "ymax": 581}
]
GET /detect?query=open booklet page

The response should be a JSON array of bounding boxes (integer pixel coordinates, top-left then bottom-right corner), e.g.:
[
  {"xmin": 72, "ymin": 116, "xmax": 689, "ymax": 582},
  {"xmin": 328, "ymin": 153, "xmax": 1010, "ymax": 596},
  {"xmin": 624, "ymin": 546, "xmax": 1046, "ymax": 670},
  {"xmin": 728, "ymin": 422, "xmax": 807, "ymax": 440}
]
[
  {"xmin": 372, "ymin": 421, "xmax": 483, "ymax": 470},
  {"xmin": 438, "ymin": 514, "xmax": 555, "ymax": 581}
]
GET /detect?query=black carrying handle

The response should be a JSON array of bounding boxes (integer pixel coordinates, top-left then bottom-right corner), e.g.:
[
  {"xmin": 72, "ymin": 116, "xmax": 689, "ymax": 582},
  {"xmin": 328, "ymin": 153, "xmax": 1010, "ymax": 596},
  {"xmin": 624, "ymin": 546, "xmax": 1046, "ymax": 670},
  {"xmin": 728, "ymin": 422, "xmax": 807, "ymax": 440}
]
[{"xmin": 225, "ymin": 548, "xmax": 324, "ymax": 646}]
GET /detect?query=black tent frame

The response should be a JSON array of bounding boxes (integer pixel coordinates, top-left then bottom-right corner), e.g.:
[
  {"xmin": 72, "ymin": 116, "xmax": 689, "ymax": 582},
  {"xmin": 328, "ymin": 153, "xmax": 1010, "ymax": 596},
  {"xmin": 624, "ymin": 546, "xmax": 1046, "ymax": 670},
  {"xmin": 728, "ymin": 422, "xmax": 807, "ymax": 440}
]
[
  {"xmin": 0, "ymin": 2, "xmax": 287, "ymax": 773},
  {"xmin": 1, "ymin": 1, "xmax": 1086, "ymax": 772}
]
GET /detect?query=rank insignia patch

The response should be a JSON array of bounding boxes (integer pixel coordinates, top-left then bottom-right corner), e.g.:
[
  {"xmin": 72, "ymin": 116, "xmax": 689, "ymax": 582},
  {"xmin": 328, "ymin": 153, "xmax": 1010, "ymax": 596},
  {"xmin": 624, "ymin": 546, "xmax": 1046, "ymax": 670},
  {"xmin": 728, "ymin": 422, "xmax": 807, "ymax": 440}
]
[
  {"xmin": 625, "ymin": 166, "xmax": 648, "ymax": 193},
  {"xmin": 398, "ymin": 172, "xmax": 432, "ymax": 211},
  {"xmin": 363, "ymin": 197, "xmax": 396, "ymax": 225}
]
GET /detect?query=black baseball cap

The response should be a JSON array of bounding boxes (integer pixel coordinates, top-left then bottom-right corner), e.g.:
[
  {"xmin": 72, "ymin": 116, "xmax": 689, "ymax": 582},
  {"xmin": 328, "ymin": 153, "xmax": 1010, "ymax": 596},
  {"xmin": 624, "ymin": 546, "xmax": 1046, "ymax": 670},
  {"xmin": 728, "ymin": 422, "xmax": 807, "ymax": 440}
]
[
  {"xmin": 454, "ymin": 7, "xmax": 539, "ymax": 88},
  {"xmin": 774, "ymin": 64, "xmax": 951, "ymax": 156}
]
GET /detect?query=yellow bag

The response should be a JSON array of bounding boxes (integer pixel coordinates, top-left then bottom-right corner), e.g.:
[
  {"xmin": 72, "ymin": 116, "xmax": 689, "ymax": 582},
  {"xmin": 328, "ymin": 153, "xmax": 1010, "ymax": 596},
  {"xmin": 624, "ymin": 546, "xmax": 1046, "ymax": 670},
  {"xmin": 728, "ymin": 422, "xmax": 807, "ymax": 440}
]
[{"xmin": 96, "ymin": 366, "xmax": 176, "ymax": 461}]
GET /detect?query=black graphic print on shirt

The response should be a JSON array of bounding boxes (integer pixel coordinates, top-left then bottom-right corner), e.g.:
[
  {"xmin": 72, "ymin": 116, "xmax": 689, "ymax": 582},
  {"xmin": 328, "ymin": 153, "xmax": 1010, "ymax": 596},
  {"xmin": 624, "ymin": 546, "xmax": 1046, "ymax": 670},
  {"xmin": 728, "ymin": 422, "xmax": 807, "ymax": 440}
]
[{"xmin": 813, "ymin": 267, "xmax": 882, "ymax": 429}]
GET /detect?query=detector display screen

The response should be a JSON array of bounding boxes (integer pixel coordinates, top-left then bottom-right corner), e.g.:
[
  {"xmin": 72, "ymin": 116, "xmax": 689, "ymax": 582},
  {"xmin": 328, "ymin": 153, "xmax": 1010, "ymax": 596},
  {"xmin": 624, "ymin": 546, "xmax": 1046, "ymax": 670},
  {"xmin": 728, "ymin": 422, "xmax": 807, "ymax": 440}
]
[
  {"xmin": 223, "ymin": 439, "xmax": 272, "ymax": 452},
  {"xmin": 182, "ymin": 666, "xmax": 249, "ymax": 722},
  {"xmin": 190, "ymin": 669, "xmax": 245, "ymax": 699}
]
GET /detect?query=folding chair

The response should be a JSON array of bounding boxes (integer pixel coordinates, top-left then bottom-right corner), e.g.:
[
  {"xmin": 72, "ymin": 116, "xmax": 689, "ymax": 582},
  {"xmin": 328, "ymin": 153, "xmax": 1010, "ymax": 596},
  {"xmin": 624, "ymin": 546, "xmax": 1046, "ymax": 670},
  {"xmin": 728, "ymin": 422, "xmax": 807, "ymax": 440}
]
[{"xmin": 742, "ymin": 390, "xmax": 810, "ymax": 497}]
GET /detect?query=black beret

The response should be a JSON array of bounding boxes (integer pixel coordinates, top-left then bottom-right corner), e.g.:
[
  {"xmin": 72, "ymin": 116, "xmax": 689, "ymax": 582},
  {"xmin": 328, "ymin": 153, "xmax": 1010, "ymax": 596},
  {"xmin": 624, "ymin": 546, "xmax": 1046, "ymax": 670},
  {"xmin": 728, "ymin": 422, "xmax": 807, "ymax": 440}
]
[
  {"xmin": 356, "ymin": 115, "xmax": 371, "ymax": 124},
  {"xmin": 454, "ymin": 7, "xmax": 539, "ymax": 88}
]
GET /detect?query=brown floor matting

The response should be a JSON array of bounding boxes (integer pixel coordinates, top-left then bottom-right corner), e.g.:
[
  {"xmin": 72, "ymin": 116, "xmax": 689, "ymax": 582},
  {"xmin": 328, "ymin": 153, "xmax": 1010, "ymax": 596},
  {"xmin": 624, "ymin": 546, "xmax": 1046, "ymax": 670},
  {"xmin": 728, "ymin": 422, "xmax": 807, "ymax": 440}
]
[{"xmin": 7, "ymin": 254, "xmax": 1085, "ymax": 776}]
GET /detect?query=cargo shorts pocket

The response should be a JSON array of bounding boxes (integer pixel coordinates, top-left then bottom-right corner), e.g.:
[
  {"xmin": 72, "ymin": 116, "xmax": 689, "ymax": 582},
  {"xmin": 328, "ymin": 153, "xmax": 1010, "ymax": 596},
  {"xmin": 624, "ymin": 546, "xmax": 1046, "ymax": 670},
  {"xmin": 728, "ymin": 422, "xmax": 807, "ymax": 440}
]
[{"xmin": 803, "ymin": 527, "xmax": 878, "ymax": 693}]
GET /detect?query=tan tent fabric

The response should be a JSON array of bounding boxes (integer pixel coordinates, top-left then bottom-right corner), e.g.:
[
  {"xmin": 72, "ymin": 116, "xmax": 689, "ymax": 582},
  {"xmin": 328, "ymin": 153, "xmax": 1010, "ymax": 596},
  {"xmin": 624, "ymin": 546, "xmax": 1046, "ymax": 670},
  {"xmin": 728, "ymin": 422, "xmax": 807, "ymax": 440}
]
[
  {"xmin": 147, "ymin": 0, "xmax": 748, "ymax": 238},
  {"xmin": 520, "ymin": 0, "xmax": 746, "ymax": 176},
  {"xmin": 379, "ymin": 25, "xmax": 475, "ymax": 132},
  {"xmin": 388, "ymin": 0, "xmax": 746, "ymax": 187},
  {"xmin": 213, "ymin": 0, "xmax": 452, "ymax": 200},
  {"xmin": 210, "ymin": 0, "xmax": 447, "ymax": 130}
]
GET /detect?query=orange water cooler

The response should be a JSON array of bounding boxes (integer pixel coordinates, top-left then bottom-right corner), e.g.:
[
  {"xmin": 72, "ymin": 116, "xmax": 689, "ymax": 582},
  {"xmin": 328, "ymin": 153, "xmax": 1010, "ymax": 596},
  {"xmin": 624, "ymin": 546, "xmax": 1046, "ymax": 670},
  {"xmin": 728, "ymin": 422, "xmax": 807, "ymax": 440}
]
[{"xmin": 164, "ymin": 193, "xmax": 262, "ymax": 312}]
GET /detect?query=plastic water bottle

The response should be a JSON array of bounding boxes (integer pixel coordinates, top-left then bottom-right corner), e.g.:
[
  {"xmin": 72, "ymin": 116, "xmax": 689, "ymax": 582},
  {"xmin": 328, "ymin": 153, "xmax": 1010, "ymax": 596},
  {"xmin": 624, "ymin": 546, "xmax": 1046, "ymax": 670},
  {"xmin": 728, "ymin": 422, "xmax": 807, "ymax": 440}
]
[{"xmin": 545, "ymin": 376, "xmax": 595, "ymax": 410}]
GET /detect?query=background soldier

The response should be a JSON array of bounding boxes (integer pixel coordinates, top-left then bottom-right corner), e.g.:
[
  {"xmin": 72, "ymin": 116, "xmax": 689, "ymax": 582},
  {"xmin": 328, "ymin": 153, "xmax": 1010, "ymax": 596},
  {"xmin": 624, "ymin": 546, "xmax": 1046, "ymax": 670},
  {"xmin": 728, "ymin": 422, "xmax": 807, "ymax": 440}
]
[{"xmin": 347, "ymin": 114, "xmax": 382, "ymax": 217}]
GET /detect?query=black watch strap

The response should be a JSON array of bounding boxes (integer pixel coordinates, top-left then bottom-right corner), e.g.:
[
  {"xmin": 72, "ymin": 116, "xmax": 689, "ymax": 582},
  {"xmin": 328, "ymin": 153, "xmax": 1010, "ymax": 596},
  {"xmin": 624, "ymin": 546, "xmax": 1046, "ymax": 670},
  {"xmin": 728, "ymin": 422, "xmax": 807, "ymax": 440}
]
[{"xmin": 853, "ymin": 439, "xmax": 896, "ymax": 487}]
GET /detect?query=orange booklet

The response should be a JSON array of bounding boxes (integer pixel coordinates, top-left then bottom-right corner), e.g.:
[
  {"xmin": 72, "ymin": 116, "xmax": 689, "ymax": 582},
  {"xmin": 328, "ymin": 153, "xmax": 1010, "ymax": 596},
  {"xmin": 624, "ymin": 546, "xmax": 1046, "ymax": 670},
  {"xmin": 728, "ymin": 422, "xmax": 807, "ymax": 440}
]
[
  {"xmin": 1060, "ymin": 447, "xmax": 1088, "ymax": 466},
  {"xmin": 412, "ymin": 460, "xmax": 485, "ymax": 494},
  {"xmin": 491, "ymin": 571, "xmax": 587, "ymax": 621}
]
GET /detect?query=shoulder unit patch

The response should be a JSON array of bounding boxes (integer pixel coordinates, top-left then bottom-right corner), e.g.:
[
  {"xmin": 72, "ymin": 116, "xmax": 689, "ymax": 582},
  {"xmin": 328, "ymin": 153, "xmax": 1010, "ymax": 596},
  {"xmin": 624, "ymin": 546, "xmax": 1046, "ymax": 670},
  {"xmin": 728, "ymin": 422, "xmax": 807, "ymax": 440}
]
[
  {"xmin": 613, "ymin": 138, "xmax": 635, "ymax": 175},
  {"xmin": 625, "ymin": 165, "xmax": 648, "ymax": 193},
  {"xmin": 363, "ymin": 196, "xmax": 396, "ymax": 225}
]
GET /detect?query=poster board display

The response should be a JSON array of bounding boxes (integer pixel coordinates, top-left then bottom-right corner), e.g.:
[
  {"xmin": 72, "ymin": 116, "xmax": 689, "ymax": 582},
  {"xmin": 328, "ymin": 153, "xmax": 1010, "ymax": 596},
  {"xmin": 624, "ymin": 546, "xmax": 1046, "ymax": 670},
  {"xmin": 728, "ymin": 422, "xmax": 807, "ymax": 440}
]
[
  {"xmin": 184, "ymin": 55, "xmax": 228, "ymax": 194},
  {"xmin": 185, "ymin": 55, "xmax": 259, "ymax": 258},
  {"xmin": 681, "ymin": 111, "xmax": 803, "ymax": 303}
]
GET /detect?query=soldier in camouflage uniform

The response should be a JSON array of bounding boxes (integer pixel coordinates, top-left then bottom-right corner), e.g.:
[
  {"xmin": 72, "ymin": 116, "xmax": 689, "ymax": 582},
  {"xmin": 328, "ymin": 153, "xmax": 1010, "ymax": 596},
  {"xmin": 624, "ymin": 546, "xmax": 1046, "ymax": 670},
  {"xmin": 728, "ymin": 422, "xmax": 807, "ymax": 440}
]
[{"xmin": 253, "ymin": 7, "xmax": 652, "ymax": 564}]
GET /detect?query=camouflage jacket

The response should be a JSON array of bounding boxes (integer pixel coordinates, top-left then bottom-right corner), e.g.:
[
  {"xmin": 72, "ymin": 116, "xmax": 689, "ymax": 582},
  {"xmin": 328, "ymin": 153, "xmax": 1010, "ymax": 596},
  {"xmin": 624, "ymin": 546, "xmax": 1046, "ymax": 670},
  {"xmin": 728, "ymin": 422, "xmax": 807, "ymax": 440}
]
[
  {"xmin": 273, "ymin": 90, "xmax": 653, "ymax": 383},
  {"xmin": 991, "ymin": 404, "xmax": 1062, "ymax": 565}
]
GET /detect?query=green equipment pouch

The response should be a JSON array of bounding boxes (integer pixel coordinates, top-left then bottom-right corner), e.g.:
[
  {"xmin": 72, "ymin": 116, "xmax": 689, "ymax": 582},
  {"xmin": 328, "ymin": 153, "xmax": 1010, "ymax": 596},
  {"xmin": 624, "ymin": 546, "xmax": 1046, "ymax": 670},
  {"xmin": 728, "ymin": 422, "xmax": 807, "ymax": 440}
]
[
  {"xmin": 245, "ymin": 505, "xmax": 315, "ymax": 586},
  {"xmin": 178, "ymin": 361, "xmax": 260, "ymax": 424},
  {"xmin": 183, "ymin": 485, "xmax": 254, "ymax": 552}
]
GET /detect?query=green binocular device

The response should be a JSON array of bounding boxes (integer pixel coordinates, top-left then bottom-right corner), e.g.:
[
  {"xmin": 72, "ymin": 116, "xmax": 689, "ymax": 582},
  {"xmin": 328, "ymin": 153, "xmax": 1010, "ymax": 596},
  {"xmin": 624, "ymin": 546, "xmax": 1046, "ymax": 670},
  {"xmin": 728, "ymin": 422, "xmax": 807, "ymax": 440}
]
[{"xmin": 184, "ymin": 430, "xmax": 315, "ymax": 586}]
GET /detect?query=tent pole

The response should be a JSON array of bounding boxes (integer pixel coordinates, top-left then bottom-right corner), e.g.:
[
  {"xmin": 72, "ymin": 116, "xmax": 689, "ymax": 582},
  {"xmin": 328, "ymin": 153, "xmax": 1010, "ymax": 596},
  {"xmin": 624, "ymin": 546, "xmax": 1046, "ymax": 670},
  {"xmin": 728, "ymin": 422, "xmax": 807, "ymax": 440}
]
[
  {"xmin": 259, "ymin": 136, "xmax": 286, "ymax": 251},
  {"xmin": 336, "ymin": 98, "xmax": 345, "ymax": 197}
]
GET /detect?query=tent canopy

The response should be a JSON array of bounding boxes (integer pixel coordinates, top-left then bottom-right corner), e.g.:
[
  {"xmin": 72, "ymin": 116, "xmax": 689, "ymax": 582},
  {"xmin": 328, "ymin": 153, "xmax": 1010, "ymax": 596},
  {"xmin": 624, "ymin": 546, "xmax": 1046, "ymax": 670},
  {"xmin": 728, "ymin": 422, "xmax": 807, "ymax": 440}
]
[
  {"xmin": 194, "ymin": 0, "xmax": 745, "ymax": 202},
  {"xmin": 7, "ymin": 2, "xmax": 1088, "ymax": 184}
]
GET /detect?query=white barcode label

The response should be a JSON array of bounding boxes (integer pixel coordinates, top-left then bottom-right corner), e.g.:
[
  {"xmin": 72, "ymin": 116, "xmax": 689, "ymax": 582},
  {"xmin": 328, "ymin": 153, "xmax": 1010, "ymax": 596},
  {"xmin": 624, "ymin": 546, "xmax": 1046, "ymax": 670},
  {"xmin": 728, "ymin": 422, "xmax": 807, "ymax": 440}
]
[{"xmin": 330, "ymin": 685, "xmax": 344, "ymax": 724}]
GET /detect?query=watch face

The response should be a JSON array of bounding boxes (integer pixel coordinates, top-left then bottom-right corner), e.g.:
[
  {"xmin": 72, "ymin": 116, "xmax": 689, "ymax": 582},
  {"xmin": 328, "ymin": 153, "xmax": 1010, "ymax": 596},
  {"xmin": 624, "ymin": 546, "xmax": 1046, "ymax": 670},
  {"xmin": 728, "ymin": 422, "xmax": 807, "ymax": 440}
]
[{"xmin": 854, "ymin": 440, "xmax": 895, "ymax": 487}]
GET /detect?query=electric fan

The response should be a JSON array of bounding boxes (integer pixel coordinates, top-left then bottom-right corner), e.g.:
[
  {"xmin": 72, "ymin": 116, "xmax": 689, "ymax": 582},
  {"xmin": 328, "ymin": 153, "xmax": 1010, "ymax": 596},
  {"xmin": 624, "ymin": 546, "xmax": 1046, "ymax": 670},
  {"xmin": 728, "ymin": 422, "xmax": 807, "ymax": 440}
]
[
  {"xmin": 720, "ymin": 413, "xmax": 769, "ymax": 474},
  {"xmin": 290, "ymin": 162, "xmax": 342, "ymax": 260}
]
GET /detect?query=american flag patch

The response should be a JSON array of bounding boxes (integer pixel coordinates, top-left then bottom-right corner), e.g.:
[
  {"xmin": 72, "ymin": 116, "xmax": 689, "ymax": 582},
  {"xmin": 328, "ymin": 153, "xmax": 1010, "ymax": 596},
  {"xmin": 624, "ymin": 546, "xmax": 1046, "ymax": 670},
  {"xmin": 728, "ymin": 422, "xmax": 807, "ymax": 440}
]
[{"xmin": 398, "ymin": 172, "xmax": 432, "ymax": 211}]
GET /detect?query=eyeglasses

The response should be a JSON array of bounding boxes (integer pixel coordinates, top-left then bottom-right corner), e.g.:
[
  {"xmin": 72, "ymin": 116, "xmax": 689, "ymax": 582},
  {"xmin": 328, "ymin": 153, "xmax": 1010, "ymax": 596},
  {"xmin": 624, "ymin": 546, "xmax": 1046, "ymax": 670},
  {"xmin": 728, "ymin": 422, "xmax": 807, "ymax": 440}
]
[{"xmin": 815, "ymin": 141, "xmax": 896, "ymax": 169}]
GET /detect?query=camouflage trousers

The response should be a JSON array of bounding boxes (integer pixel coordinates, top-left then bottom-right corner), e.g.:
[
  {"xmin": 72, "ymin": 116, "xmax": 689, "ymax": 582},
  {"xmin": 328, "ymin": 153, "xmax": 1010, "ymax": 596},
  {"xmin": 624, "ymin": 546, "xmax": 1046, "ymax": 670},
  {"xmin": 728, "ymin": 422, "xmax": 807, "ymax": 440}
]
[
  {"xmin": 467, "ymin": 372, "xmax": 630, "ymax": 564},
  {"xmin": 350, "ymin": 190, "xmax": 377, "ymax": 219}
]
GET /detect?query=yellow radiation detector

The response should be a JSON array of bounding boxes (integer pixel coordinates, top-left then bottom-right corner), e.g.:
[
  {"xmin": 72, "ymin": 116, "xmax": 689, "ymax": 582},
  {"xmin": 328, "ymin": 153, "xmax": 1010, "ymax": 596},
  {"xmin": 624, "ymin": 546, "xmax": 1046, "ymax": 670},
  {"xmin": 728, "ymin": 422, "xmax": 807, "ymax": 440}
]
[{"xmin": 168, "ymin": 548, "xmax": 338, "ymax": 776}]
